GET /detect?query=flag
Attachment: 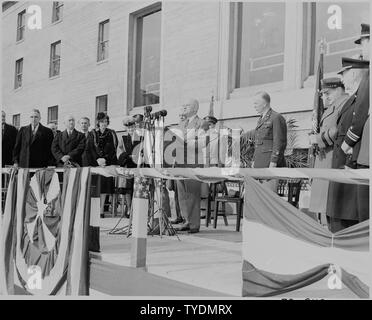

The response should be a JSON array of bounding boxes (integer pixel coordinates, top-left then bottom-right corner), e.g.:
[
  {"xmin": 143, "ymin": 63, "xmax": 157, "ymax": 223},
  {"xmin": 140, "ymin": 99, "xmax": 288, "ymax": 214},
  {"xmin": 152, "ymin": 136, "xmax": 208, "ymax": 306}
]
[
  {"xmin": 311, "ymin": 41, "xmax": 325, "ymax": 134},
  {"xmin": 0, "ymin": 168, "xmax": 91, "ymax": 295},
  {"xmin": 241, "ymin": 176, "xmax": 370, "ymax": 298},
  {"xmin": 308, "ymin": 40, "xmax": 325, "ymax": 167}
]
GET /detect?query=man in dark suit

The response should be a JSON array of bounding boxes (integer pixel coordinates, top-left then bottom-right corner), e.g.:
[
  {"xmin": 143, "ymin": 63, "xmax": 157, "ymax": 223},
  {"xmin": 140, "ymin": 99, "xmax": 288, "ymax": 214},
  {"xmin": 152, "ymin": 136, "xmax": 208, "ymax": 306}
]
[
  {"xmin": 13, "ymin": 109, "xmax": 54, "ymax": 168},
  {"xmin": 52, "ymin": 115, "xmax": 86, "ymax": 167},
  {"xmin": 250, "ymin": 92, "xmax": 287, "ymax": 169},
  {"xmin": 79, "ymin": 116, "xmax": 94, "ymax": 167},
  {"xmin": 326, "ymin": 57, "xmax": 369, "ymax": 232},
  {"xmin": 2, "ymin": 111, "xmax": 18, "ymax": 166}
]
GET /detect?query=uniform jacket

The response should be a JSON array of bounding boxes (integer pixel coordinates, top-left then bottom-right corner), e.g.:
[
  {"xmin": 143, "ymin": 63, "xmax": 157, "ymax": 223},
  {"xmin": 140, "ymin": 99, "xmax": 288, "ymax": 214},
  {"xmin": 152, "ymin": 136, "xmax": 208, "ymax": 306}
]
[
  {"xmin": 252, "ymin": 108, "xmax": 287, "ymax": 168},
  {"xmin": 51, "ymin": 129, "xmax": 86, "ymax": 167},
  {"xmin": 344, "ymin": 70, "xmax": 369, "ymax": 165},
  {"xmin": 2, "ymin": 123, "xmax": 18, "ymax": 166},
  {"xmin": 13, "ymin": 123, "xmax": 54, "ymax": 168},
  {"xmin": 309, "ymin": 93, "xmax": 349, "ymax": 214},
  {"xmin": 314, "ymin": 93, "xmax": 350, "ymax": 151},
  {"xmin": 332, "ymin": 94, "xmax": 357, "ymax": 169},
  {"xmin": 327, "ymin": 94, "xmax": 360, "ymax": 221}
]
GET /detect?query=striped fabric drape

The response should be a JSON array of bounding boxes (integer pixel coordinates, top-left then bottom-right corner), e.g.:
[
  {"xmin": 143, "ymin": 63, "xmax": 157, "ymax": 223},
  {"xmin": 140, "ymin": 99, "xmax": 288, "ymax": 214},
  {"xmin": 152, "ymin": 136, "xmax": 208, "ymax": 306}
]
[
  {"xmin": 242, "ymin": 176, "xmax": 370, "ymax": 298},
  {"xmin": 0, "ymin": 168, "xmax": 91, "ymax": 295}
]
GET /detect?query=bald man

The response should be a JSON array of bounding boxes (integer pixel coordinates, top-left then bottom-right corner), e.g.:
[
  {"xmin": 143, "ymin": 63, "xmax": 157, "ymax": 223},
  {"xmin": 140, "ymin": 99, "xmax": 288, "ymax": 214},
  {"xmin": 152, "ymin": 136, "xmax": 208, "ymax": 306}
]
[
  {"xmin": 175, "ymin": 98, "xmax": 204, "ymax": 233},
  {"xmin": 51, "ymin": 115, "xmax": 86, "ymax": 167}
]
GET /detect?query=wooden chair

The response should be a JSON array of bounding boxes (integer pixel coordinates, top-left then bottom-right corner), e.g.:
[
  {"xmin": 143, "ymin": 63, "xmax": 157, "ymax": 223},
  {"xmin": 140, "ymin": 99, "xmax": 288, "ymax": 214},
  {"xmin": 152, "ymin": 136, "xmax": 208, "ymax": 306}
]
[
  {"xmin": 287, "ymin": 180, "xmax": 302, "ymax": 208},
  {"xmin": 211, "ymin": 180, "xmax": 244, "ymax": 231}
]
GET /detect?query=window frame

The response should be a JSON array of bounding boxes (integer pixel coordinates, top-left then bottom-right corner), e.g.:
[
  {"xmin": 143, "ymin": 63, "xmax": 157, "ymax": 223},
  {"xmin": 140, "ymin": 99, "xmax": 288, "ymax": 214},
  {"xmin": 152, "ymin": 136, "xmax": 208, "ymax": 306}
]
[
  {"xmin": 227, "ymin": 2, "xmax": 305, "ymax": 98},
  {"xmin": 12, "ymin": 114, "xmax": 21, "ymax": 129},
  {"xmin": 52, "ymin": 2, "xmax": 64, "ymax": 23},
  {"xmin": 49, "ymin": 40, "xmax": 61, "ymax": 78},
  {"xmin": 14, "ymin": 58, "xmax": 23, "ymax": 89},
  {"xmin": 127, "ymin": 2, "xmax": 162, "ymax": 110},
  {"xmin": 47, "ymin": 106, "xmax": 59, "ymax": 124},
  {"xmin": 16, "ymin": 10, "xmax": 26, "ymax": 42},
  {"xmin": 95, "ymin": 95, "xmax": 108, "ymax": 116},
  {"xmin": 232, "ymin": 2, "xmax": 286, "ymax": 92},
  {"xmin": 302, "ymin": 2, "xmax": 365, "ymax": 88},
  {"xmin": 97, "ymin": 19, "xmax": 110, "ymax": 62}
]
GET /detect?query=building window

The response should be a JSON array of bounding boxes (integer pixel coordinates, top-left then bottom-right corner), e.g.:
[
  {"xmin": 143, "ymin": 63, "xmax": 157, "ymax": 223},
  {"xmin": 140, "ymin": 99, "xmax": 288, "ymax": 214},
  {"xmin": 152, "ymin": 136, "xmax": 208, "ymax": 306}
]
[
  {"xmin": 48, "ymin": 106, "xmax": 58, "ymax": 123},
  {"xmin": 235, "ymin": 2, "xmax": 286, "ymax": 88},
  {"xmin": 52, "ymin": 2, "xmax": 64, "ymax": 23},
  {"xmin": 16, "ymin": 10, "xmax": 26, "ymax": 41},
  {"xmin": 14, "ymin": 58, "xmax": 23, "ymax": 89},
  {"xmin": 129, "ymin": 4, "xmax": 162, "ymax": 108},
  {"xmin": 96, "ymin": 95, "xmax": 108, "ymax": 115},
  {"xmin": 12, "ymin": 114, "xmax": 20, "ymax": 129},
  {"xmin": 312, "ymin": 2, "xmax": 369, "ymax": 74},
  {"xmin": 49, "ymin": 41, "xmax": 61, "ymax": 77},
  {"xmin": 97, "ymin": 20, "xmax": 109, "ymax": 62}
]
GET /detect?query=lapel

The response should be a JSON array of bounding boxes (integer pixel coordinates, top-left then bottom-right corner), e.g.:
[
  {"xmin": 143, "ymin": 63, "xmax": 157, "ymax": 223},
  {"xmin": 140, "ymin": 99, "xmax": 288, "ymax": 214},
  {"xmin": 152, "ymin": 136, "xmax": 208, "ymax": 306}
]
[
  {"xmin": 62, "ymin": 130, "xmax": 69, "ymax": 150},
  {"xmin": 320, "ymin": 105, "xmax": 335, "ymax": 126},
  {"xmin": 26, "ymin": 125, "xmax": 32, "ymax": 146},
  {"xmin": 338, "ymin": 94, "xmax": 356, "ymax": 118},
  {"xmin": 256, "ymin": 108, "xmax": 272, "ymax": 129},
  {"xmin": 187, "ymin": 116, "xmax": 199, "ymax": 129},
  {"xmin": 67, "ymin": 129, "xmax": 77, "ymax": 145},
  {"xmin": 33, "ymin": 123, "xmax": 45, "ymax": 144}
]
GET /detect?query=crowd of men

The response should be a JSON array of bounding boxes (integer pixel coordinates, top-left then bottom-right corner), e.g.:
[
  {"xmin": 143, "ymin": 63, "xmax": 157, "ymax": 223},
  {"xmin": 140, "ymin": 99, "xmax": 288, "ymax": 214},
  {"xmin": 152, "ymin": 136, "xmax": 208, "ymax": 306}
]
[{"xmin": 1, "ymin": 24, "xmax": 369, "ymax": 234}]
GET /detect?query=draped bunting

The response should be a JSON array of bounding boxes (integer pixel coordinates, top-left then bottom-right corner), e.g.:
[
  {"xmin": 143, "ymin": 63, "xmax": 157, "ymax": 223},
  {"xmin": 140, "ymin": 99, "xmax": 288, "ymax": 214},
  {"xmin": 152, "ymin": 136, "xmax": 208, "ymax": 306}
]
[
  {"xmin": 242, "ymin": 176, "xmax": 370, "ymax": 298},
  {"xmin": 1, "ymin": 166, "xmax": 369, "ymax": 297},
  {"xmin": 0, "ymin": 168, "xmax": 91, "ymax": 295}
]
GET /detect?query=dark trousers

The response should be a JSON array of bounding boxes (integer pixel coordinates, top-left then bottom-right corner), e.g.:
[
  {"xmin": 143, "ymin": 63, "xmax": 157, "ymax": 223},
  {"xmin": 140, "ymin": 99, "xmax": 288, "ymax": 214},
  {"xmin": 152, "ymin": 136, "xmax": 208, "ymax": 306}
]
[
  {"xmin": 356, "ymin": 164, "xmax": 369, "ymax": 223},
  {"xmin": 327, "ymin": 216, "xmax": 358, "ymax": 233}
]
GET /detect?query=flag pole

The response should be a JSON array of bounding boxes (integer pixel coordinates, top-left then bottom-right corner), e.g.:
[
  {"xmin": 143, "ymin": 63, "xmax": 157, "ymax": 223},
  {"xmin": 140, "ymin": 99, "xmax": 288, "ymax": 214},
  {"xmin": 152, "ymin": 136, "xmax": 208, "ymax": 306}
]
[{"xmin": 308, "ymin": 38, "xmax": 325, "ymax": 168}]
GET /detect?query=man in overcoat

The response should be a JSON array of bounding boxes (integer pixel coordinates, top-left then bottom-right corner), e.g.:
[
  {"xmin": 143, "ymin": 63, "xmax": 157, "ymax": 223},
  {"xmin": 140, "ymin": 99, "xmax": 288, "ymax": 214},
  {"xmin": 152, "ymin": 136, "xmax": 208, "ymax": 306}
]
[
  {"xmin": 326, "ymin": 58, "xmax": 369, "ymax": 232},
  {"xmin": 1, "ymin": 110, "xmax": 18, "ymax": 166},
  {"xmin": 309, "ymin": 78, "xmax": 349, "ymax": 216},
  {"xmin": 13, "ymin": 109, "xmax": 54, "ymax": 168}
]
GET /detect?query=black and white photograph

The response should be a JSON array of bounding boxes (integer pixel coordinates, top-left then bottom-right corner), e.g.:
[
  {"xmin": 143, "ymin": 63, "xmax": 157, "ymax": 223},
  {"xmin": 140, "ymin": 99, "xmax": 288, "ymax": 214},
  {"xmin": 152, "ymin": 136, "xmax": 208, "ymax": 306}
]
[{"xmin": 0, "ymin": 0, "xmax": 370, "ymax": 304}]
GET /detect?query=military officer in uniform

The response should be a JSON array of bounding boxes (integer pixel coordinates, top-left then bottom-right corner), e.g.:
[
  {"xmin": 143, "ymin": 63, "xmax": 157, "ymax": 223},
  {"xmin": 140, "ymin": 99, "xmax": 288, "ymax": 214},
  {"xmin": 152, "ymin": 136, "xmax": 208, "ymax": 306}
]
[
  {"xmin": 341, "ymin": 24, "xmax": 370, "ymax": 165},
  {"xmin": 308, "ymin": 78, "xmax": 349, "ymax": 217},
  {"xmin": 326, "ymin": 57, "xmax": 369, "ymax": 232},
  {"xmin": 242, "ymin": 92, "xmax": 287, "ymax": 192},
  {"xmin": 339, "ymin": 25, "xmax": 370, "ymax": 226},
  {"xmin": 250, "ymin": 92, "xmax": 287, "ymax": 169}
]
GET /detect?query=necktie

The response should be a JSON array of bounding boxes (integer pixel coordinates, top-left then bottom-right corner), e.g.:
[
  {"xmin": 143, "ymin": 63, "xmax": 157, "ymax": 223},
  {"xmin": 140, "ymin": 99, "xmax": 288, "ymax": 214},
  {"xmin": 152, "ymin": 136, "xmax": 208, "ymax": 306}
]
[{"xmin": 32, "ymin": 126, "xmax": 37, "ymax": 136}]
